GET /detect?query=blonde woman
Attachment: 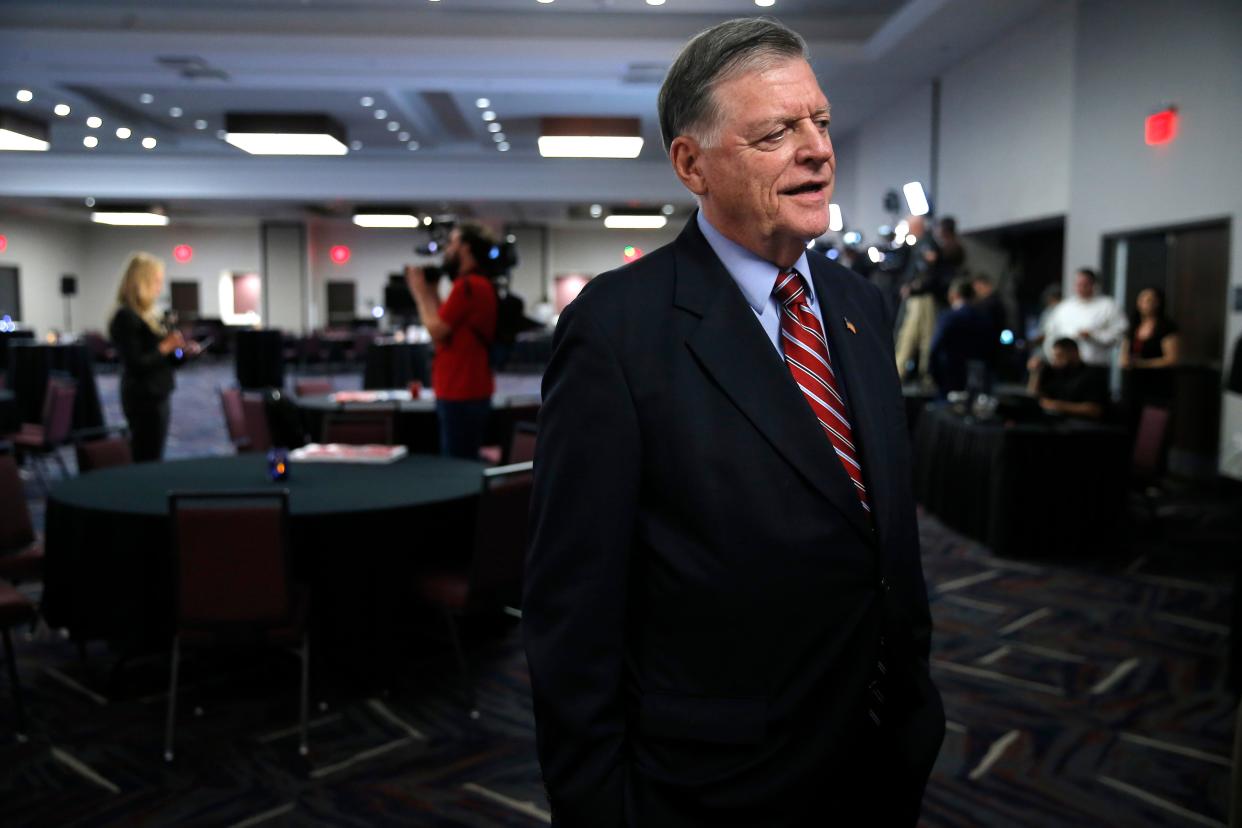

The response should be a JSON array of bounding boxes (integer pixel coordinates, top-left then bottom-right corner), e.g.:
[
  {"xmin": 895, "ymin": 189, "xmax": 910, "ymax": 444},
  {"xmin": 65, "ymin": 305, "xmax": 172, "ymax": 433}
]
[{"xmin": 108, "ymin": 253, "xmax": 197, "ymax": 462}]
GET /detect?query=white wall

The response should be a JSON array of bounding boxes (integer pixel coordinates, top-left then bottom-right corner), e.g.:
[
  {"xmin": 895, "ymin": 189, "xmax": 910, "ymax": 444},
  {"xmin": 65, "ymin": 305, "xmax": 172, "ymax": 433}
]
[
  {"xmin": 850, "ymin": 83, "xmax": 934, "ymax": 240},
  {"xmin": 938, "ymin": 0, "xmax": 1075, "ymax": 232},
  {"xmin": 79, "ymin": 223, "xmax": 262, "ymax": 331},
  {"xmin": 1063, "ymin": 0, "xmax": 1242, "ymax": 477},
  {"xmin": 547, "ymin": 224, "xmax": 683, "ymax": 288},
  {"xmin": 0, "ymin": 213, "xmax": 86, "ymax": 333},
  {"xmin": 829, "ymin": 131, "xmax": 859, "ymax": 233}
]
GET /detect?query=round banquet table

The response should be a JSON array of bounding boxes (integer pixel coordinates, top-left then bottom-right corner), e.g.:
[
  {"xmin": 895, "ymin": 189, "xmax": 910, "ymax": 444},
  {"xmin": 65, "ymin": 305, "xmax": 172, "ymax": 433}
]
[
  {"xmin": 42, "ymin": 454, "xmax": 485, "ymax": 680},
  {"xmin": 295, "ymin": 390, "xmax": 541, "ymax": 455}
]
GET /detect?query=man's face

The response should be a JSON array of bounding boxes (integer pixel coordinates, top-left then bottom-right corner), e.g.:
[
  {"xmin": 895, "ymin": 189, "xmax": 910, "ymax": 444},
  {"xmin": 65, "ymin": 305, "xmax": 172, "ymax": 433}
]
[
  {"xmin": 1050, "ymin": 345, "xmax": 1078, "ymax": 369},
  {"xmin": 1075, "ymin": 272, "xmax": 1095, "ymax": 299},
  {"xmin": 694, "ymin": 59, "xmax": 834, "ymax": 263}
]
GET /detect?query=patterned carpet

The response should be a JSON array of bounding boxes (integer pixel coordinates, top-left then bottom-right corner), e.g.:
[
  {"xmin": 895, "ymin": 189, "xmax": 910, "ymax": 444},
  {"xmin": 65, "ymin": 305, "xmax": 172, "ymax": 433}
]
[{"xmin": 0, "ymin": 360, "xmax": 1235, "ymax": 827}]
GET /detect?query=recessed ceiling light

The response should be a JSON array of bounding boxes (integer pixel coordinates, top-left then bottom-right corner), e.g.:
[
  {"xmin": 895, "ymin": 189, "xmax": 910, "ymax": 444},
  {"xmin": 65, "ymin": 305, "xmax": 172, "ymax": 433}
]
[
  {"xmin": 216, "ymin": 129, "xmax": 228, "ymax": 140},
  {"xmin": 537, "ymin": 0, "xmax": 554, "ymax": 4},
  {"xmin": 475, "ymin": 98, "xmax": 490, "ymax": 109},
  {"xmin": 194, "ymin": 119, "xmax": 207, "ymax": 130},
  {"xmin": 387, "ymin": 121, "xmax": 399, "ymax": 131},
  {"xmin": 423, "ymin": 215, "xmax": 433, "ymax": 226},
  {"xmin": 169, "ymin": 107, "xmax": 182, "ymax": 118},
  {"xmin": 374, "ymin": 109, "xmax": 387, "ymax": 119},
  {"xmin": 492, "ymin": 132, "xmax": 506, "ymax": 142},
  {"xmin": 407, "ymin": 141, "xmax": 420, "ymax": 150},
  {"xmin": 350, "ymin": 139, "xmax": 363, "ymax": 151},
  {"xmin": 16, "ymin": 90, "xmax": 33, "ymax": 103},
  {"xmin": 497, "ymin": 142, "xmax": 510, "ymax": 151},
  {"xmin": 116, "ymin": 127, "xmax": 131, "ymax": 139},
  {"xmin": 142, "ymin": 137, "xmax": 157, "ymax": 149},
  {"xmin": 352, "ymin": 213, "xmax": 420, "ymax": 228},
  {"xmin": 139, "ymin": 93, "xmax": 154, "ymax": 104},
  {"xmin": 86, "ymin": 116, "xmax": 102, "ymax": 129},
  {"xmin": 755, "ymin": 0, "xmax": 776, "ymax": 6},
  {"xmin": 84, "ymin": 197, "xmax": 95, "ymax": 207},
  {"xmin": 589, "ymin": 204, "xmax": 603, "ymax": 218},
  {"xmin": 482, "ymin": 111, "xmax": 496, "ymax": 122},
  {"xmin": 53, "ymin": 104, "xmax": 70, "ymax": 117},
  {"xmin": 91, "ymin": 211, "xmax": 169, "ymax": 226},
  {"xmin": 397, "ymin": 131, "xmax": 410, "ymax": 141},
  {"xmin": 487, "ymin": 123, "xmax": 502, "ymax": 133},
  {"xmin": 83, "ymin": 136, "xmax": 98, "ymax": 148},
  {"xmin": 360, "ymin": 96, "xmax": 374, "ymax": 107},
  {"xmin": 661, "ymin": 204, "xmax": 675, "ymax": 215},
  {"xmin": 604, "ymin": 215, "xmax": 667, "ymax": 230},
  {"xmin": 647, "ymin": 0, "xmax": 665, "ymax": 5}
]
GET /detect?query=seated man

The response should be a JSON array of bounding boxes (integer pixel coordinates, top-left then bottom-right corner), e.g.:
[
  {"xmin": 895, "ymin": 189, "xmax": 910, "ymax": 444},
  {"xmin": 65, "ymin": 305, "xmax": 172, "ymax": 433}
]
[
  {"xmin": 1029, "ymin": 337, "xmax": 1110, "ymax": 419},
  {"xmin": 929, "ymin": 277, "xmax": 995, "ymax": 397}
]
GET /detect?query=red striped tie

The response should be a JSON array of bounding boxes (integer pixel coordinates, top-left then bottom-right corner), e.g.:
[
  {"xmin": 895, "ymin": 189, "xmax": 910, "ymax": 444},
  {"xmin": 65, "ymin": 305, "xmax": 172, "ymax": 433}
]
[{"xmin": 773, "ymin": 270, "xmax": 871, "ymax": 514}]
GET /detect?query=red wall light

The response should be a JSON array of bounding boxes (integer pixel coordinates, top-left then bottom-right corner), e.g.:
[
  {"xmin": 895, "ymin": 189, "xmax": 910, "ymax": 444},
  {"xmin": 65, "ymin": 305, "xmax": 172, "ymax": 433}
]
[
  {"xmin": 329, "ymin": 245, "xmax": 351, "ymax": 265},
  {"xmin": 0, "ymin": 235, "xmax": 7, "ymax": 253},
  {"xmin": 1145, "ymin": 107, "xmax": 1178, "ymax": 146},
  {"xmin": 622, "ymin": 244, "xmax": 643, "ymax": 263},
  {"xmin": 173, "ymin": 244, "xmax": 193, "ymax": 263}
]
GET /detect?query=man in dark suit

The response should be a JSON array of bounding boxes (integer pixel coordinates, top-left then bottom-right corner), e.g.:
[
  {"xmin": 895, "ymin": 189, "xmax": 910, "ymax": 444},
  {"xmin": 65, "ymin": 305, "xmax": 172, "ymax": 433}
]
[
  {"xmin": 524, "ymin": 17, "xmax": 944, "ymax": 827},
  {"xmin": 929, "ymin": 276, "xmax": 997, "ymax": 397}
]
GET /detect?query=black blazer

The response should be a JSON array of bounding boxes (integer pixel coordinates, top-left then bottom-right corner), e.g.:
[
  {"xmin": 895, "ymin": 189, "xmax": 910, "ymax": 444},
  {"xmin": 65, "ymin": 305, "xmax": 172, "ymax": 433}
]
[
  {"xmin": 109, "ymin": 306, "xmax": 175, "ymax": 401},
  {"xmin": 524, "ymin": 216, "xmax": 944, "ymax": 827}
]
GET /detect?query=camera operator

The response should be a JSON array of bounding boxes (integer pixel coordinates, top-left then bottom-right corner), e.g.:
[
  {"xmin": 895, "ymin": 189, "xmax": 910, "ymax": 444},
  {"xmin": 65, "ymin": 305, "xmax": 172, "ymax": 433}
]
[{"xmin": 404, "ymin": 221, "xmax": 499, "ymax": 459}]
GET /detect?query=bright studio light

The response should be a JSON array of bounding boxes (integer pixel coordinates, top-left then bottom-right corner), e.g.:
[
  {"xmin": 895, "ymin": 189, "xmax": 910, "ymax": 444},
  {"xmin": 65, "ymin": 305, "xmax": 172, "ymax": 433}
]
[
  {"xmin": 903, "ymin": 181, "xmax": 930, "ymax": 216},
  {"xmin": 828, "ymin": 203, "xmax": 843, "ymax": 232},
  {"xmin": 867, "ymin": 246, "xmax": 884, "ymax": 264}
]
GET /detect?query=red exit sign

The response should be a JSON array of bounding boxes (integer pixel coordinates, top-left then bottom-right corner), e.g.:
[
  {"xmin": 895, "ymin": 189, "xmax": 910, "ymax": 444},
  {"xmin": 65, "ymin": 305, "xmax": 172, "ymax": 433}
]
[{"xmin": 1145, "ymin": 107, "xmax": 1178, "ymax": 146}]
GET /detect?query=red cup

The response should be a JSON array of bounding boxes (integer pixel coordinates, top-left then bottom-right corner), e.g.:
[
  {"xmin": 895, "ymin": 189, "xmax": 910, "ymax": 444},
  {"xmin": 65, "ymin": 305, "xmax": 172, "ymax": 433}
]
[{"xmin": 408, "ymin": 380, "xmax": 423, "ymax": 397}]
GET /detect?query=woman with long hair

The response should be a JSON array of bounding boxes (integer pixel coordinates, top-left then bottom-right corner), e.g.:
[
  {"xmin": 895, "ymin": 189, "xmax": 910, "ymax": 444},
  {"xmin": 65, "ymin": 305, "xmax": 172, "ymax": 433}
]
[
  {"xmin": 1121, "ymin": 286, "xmax": 1181, "ymax": 431},
  {"xmin": 108, "ymin": 252, "xmax": 197, "ymax": 462}
]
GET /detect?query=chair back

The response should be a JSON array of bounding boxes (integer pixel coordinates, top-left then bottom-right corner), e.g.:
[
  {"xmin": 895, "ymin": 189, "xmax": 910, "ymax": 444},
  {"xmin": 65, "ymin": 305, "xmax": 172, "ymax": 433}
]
[
  {"xmin": 0, "ymin": 454, "xmax": 36, "ymax": 552},
  {"xmin": 1133, "ymin": 405, "xmax": 1171, "ymax": 482},
  {"xmin": 468, "ymin": 461, "xmax": 534, "ymax": 607},
  {"xmin": 294, "ymin": 378, "xmax": 333, "ymax": 397},
  {"xmin": 43, "ymin": 379, "xmax": 77, "ymax": 445},
  {"xmin": 219, "ymin": 387, "xmax": 249, "ymax": 445},
  {"xmin": 322, "ymin": 409, "xmax": 395, "ymax": 445},
  {"xmin": 241, "ymin": 394, "xmax": 273, "ymax": 453},
  {"xmin": 169, "ymin": 491, "xmax": 291, "ymax": 629},
  {"xmin": 76, "ymin": 435, "xmax": 133, "ymax": 472},
  {"xmin": 507, "ymin": 421, "xmax": 538, "ymax": 464}
]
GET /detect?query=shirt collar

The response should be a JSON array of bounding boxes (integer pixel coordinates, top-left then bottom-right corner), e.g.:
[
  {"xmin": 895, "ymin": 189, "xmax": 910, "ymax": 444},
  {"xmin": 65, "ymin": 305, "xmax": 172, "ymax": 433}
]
[{"xmin": 697, "ymin": 210, "xmax": 815, "ymax": 314}]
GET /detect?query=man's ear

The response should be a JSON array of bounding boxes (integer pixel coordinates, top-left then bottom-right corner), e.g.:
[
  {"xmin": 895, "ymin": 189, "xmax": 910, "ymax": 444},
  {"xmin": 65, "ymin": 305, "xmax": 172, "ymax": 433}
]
[{"xmin": 669, "ymin": 135, "xmax": 708, "ymax": 196}]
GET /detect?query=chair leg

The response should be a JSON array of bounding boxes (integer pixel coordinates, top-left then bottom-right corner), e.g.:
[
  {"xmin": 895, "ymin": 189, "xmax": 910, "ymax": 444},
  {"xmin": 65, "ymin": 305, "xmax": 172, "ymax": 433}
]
[
  {"xmin": 442, "ymin": 608, "xmax": 477, "ymax": 719},
  {"xmin": 3, "ymin": 627, "xmax": 28, "ymax": 741},
  {"xmin": 163, "ymin": 636, "xmax": 181, "ymax": 762},
  {"xmin": 298, "ymin": 634, "xmax": 310, "ymax": 757}
]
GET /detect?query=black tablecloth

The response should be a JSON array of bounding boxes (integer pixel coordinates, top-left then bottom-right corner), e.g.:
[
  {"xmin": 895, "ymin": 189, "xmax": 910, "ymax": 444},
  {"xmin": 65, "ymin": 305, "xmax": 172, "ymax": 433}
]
[
  {"xmin": 42, "ymin": 454, "xmax": 485, "ymax": 676},
  {"xmin": 8, "ymin": 341, "xmax": 104, "ymax": 431},
  {"xmin": 0, "ymin": 330, "xmax": 35, "ymax": 377},
  {"xmin": 363, "ymin": 342, "xmax": 431, "ymax": 390},
  {"xmin": 912, "ymin": 404, "xmax": 1130, "ymax": 558},
  {"xmin": 295, "ymin": 392, "xmax": 540, "ymax": 455},
  {"xmin": 0, "ymin": 390, "xmax": 16, "ymax": 434},
  {"xmin": 235, "ymin": 329, "xmax": 285, "ymax": 389}
]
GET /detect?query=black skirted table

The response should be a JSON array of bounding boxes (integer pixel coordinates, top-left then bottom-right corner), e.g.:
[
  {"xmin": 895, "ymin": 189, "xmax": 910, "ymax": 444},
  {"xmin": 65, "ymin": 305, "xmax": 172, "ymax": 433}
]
[
  {"xmin": 362, "ymin": 341, "xmax": 432, "ymax": 390},
  {"xmin": 42, "ymin": 454, "xmax": 485, "ymax": 678},
  {"xmin": 294, "ymin": 390, "xmax": 541, "ymax": 455},
  {"xmin": 0, "ymin": 390, "xmax": 16, "ymax": 434},
  {"xmin": 235, "ymin": 328, "xmax": 285, "ymax": 389},
  {"xmin": 8, "ymin": 341, "xmax": 104, "ymax": 431},
  {"xmin": 912, "ymin": 404, "xmax": 1130, "ymax": 559}
]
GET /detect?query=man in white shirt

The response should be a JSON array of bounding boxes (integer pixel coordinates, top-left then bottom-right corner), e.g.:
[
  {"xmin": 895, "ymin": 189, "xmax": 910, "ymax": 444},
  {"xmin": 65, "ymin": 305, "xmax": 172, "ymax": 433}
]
[{"xmin": 1039, "ymin": 268, "xmax": 1127, "ymax": 367}]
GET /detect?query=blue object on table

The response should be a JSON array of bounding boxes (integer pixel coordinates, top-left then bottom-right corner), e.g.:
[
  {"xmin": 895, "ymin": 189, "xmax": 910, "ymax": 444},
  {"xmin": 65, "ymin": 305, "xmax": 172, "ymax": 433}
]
[{"xmin": 267, "ymin": 448, "xmax": 289, "ymax": 481}]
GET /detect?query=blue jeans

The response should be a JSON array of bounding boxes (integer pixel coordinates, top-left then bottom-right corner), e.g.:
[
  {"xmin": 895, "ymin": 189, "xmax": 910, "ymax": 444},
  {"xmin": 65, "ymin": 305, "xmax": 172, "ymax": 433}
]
[{"xmin": 436, "ymin": 398, "xmax": 491, "ymax": 460}]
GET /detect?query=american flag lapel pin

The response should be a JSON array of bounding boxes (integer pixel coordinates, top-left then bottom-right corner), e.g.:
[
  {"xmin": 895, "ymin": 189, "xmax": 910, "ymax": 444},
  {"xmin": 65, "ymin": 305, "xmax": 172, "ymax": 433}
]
[{"xmin": 845, "ymin": 318, "xmax": 858, "ymax": 335}]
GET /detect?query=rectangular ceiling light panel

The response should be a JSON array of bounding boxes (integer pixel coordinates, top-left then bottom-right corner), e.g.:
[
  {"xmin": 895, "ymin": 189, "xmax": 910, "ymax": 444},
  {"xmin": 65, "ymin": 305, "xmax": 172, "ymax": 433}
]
[
  {"xmin": 0, "ymin": 111, "xmax": 49, "ymax": 151},
  {"xmin": 539, "ymin": 116, "xmax": 643, "ymax": 159},
  {"xmin": 352, "ymin": 214, "xmax": 420, "ymax": 228},
  {"xmin": 603, "ymin": 215, "xmax": 667, "ymax": 230},
  {"xmin": 91, "ymin": 212, "xmax": 170, "ymax": 226},
  {"xmin": 224, "ymin": 113, "xmax": 348, "ymax": 156}
]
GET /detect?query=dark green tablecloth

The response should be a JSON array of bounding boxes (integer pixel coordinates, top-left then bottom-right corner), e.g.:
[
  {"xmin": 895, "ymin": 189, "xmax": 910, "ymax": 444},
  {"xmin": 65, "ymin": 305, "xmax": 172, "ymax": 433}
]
[
  {"xmin": 912, "ymin": 404, "xmax": 1130, "ymax": 558},
  {"xmin": 42, "ymin": 454, "xmax": 486, "ymax": 676}
]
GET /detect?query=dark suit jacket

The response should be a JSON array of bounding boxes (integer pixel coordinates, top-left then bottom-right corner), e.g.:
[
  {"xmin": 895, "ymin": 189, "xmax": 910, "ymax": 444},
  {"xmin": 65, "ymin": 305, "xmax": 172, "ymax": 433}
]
[
  {"xmin": 108, "ymin": 306, "xmax": 174, "ymax": 401},
  {"xmin": 930, "ymin": 303, "xmax": 996, "ymax": 396},
  {"xmin": 524, "ymin": 217, "xmax": 944, "ymax": 827}
]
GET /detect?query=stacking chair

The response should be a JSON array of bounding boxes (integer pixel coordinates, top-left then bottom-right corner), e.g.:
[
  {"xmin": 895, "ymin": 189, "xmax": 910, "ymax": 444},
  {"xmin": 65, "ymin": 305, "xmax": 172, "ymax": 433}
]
[
  {"xmin": 219, "ymin": 387, "xmax": 251, "ymax": 453},
  {"xmin": 9, "ymin": 377, "xmax": 77, "ymax": 489},
  {"xmin": 0, "ymin": 454, "xmax": 43, "ymax": 586},
  {"xmin": 321, "ymin": 408, "xmax": 395, "ymax": 445},
  {"xmin": 74, "ymin": 426, "xmax": 133, "ymax": 473},
  {"xmin": 0, "ymin": 579, "xmax": 36, "ymax": 740},
  {"xmin": 293, "ymin": 378, "xmax": 333, "ymax": 398},
  {"xmin": 240, "ymin": 394, "xmax": 273, "ymax": 454},
  {"xmin": 413, "ymin": 461, "xmax": 533, "ymax": 716},
  {"xmin": 164, "ymin": 490, "xmax": 309, "ymax": 761}
]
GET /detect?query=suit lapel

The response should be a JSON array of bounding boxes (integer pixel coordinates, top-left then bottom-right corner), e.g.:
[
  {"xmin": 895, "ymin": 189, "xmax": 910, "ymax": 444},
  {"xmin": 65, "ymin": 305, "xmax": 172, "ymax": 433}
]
[
  {"xmin": 807, "ymin": 256, "xmax": 894, "ymax": 548},
  {"xmin": 674, "ymin": 218, "xmax": 874, "ymax": 544}
]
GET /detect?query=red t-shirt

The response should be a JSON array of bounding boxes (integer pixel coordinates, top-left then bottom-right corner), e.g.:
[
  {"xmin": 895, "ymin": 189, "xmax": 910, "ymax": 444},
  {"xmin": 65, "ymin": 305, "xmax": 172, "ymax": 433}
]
[{"xmin": 433, "ymin": 273, "xmax": 498, "ymax": 401}]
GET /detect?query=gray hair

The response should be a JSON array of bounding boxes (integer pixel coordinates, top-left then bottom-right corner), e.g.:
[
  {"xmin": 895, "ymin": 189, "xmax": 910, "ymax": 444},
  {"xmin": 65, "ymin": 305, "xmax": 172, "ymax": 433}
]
[{"xmin": 658, "ymin": 17, "xmax": 809, "ymax": 153}]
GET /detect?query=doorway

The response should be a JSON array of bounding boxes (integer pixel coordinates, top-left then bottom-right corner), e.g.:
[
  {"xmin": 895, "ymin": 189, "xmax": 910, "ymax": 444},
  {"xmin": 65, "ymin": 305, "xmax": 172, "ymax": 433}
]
[{"xmin": 1103, "ymin": 219, "xmax": 1231, "ymax": 477}]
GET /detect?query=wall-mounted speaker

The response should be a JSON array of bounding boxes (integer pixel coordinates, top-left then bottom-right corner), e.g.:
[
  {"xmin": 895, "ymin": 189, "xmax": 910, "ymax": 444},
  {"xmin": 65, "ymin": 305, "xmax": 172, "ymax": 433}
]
[{"xmin": 60, "ymin": 275, "xmax": 77, "ymax": 297}]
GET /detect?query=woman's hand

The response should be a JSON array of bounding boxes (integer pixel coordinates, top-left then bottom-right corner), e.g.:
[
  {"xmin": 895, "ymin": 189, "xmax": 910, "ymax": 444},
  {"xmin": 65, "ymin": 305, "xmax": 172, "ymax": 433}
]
[{"xmin": 158, "ymin": 330, "xmax": 186, "ymax": 356}]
